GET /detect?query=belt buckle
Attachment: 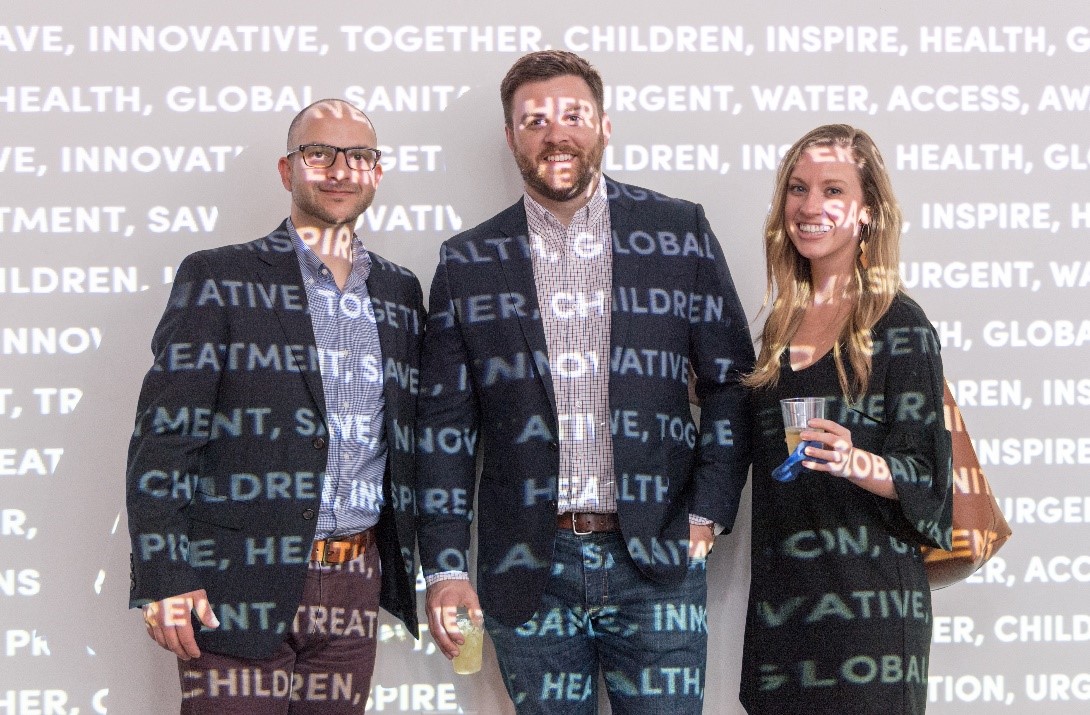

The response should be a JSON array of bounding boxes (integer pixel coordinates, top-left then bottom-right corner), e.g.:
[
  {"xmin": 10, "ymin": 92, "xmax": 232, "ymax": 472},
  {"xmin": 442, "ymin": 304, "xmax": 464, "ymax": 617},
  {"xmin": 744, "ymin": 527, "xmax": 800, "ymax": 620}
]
[
  {"xmin": 315, "ymin": 539, "xmax": 332, "ymax": 566},
  {"xmin": 571, "ymin": 513, "xmax": 592, "ymax": 536},
  {"xmin": 324, "ymin": 540, "xmax": 341, "ymax": 565},
  {"xmin": 318, "ymin": 537, "xmax": 349, "ymax": 565}
]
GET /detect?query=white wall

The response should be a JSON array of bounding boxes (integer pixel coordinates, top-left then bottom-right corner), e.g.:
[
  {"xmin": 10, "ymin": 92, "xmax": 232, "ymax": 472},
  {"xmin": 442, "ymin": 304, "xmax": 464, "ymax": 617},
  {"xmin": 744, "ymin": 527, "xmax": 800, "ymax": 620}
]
[{"xmin": 2, "ymin": 1, "xmax": 1088, "ymax": 712}]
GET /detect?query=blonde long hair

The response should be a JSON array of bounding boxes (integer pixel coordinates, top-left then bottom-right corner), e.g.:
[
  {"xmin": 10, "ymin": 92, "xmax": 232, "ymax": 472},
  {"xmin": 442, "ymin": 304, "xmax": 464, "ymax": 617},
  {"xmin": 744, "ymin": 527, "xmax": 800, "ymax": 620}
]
[{"xmin": 745, "ymin": 124, "xmax": 903, "ymax": 402}]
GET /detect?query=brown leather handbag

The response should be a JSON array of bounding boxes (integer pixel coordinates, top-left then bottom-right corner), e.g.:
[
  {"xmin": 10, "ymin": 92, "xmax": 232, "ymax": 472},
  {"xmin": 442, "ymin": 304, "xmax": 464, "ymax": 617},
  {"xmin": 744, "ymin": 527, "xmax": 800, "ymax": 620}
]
[{"xmin": 922, "ymin": 381, "xmax": 1013, "ymax": 589}]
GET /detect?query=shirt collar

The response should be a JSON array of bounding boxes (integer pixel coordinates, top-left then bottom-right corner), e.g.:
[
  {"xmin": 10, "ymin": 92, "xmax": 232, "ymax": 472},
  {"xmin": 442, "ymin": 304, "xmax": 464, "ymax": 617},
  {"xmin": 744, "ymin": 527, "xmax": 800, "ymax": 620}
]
[
  {"xmin": 523, "ymin": 176, "xmax": 608, "ymax": 230},
  {"xmin": 287, "ymin": 219, "xmax": 372, "ymax": 287}
]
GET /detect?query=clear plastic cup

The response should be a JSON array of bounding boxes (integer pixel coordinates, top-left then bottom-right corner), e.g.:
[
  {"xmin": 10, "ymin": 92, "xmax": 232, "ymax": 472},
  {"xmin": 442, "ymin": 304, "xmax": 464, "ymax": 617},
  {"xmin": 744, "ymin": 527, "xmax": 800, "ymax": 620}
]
[
  {"xmin": 451, "ymin": 614, "xmax": 483, "ymax": 675},
  {"xmin": 780, "ymin": 397, "xmax": 825, "ymax": 453}
]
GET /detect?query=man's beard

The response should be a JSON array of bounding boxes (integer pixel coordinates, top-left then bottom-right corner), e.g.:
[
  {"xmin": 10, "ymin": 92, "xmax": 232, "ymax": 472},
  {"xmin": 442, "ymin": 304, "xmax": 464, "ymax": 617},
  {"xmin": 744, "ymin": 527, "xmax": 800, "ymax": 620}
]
[
  {"xmin": 294, "ymin": 182, "xmax": 374, "ymax": 228},
  {"xmin": 514, "ymin": 135, "xmax": 606, "ymax": 204}
]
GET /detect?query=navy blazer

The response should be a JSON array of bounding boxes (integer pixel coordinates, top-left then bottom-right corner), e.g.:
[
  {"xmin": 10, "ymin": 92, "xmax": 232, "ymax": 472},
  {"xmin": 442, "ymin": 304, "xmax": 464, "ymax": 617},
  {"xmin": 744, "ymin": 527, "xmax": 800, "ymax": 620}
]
[
  {"xmin": 416, "ymin": 178, "xmax": 754, "ymax": 627},
  {"xmin": 126, "ymin": 221, "xmax": 421, "ymax": 658}
]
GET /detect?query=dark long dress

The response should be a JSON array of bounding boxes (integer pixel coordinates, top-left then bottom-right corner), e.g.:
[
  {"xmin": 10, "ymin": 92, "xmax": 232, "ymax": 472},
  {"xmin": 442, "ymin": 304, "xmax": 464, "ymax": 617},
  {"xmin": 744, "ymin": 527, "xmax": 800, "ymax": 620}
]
[{"xmin": 741, "ymin": 294, "xmax": 953, "ymax": 714}]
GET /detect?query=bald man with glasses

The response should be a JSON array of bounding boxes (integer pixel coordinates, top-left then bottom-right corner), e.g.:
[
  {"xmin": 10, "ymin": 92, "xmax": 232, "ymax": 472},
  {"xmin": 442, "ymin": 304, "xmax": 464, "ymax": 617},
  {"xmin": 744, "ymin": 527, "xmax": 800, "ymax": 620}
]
[{"xmin": 126, "ymin": 98, "xmax": 422, "ymax": 714}]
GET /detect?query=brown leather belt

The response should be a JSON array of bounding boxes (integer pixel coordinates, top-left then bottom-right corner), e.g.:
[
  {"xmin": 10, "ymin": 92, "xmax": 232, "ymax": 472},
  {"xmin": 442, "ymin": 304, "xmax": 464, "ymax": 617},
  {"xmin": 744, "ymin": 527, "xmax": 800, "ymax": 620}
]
[
  {"xmin": 557, "ymin": 512, "xmax": 620, "ymax": 534},
  {"xmin": 310, "ymin": 528, "xmax": 375, "ymax": 565}
]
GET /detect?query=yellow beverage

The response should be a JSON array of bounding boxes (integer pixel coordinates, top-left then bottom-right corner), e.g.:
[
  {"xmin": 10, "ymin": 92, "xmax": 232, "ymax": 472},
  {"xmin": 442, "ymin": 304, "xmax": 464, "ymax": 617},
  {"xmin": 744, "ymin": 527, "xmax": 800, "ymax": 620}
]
[
  {"xmin": 784, "ymin": 427, "xmax": 824, "ymax": 453},
  {"xmin": 784, "ymin": 426, "xmax": 804, "ymax": 453},
  {"xmin": 452, "ymin": 622, "xmax": 483, "ymax": 674}
]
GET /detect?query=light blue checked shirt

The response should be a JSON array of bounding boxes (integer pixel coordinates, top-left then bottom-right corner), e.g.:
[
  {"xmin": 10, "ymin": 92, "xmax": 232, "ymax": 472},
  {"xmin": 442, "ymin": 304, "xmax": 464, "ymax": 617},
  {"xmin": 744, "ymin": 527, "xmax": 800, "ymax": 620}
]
[{"xmin": 290, "ymin": 220, "xmax": 387, "ymax": 539}]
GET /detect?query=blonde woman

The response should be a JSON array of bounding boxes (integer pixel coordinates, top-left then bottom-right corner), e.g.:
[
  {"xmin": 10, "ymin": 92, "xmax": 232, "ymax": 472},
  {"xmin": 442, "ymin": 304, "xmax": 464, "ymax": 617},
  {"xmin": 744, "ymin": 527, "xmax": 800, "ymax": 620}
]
[{"xmin": 740, "ymin": 125, "xmax": 952, "ymax": 714}]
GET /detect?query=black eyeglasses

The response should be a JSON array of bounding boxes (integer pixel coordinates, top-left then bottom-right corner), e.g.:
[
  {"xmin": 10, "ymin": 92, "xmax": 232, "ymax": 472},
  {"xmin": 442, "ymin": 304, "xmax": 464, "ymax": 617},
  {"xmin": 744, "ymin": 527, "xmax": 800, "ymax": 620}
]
[{"xmin": 287, "ymin": 144, "xmax": 381, "ymax": 171}]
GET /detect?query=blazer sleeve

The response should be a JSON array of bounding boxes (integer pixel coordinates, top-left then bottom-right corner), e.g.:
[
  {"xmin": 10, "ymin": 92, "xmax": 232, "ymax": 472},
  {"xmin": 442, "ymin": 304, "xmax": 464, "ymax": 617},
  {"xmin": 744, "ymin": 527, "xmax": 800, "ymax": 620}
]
[
  {"xmin": 415, "ymin": 253, "xmax": 481, "ymax": 577},
  {"xmin": 687, "ymin": 205, "xmax": 756, "ymax": 532},
  {"xmin": 125, "ymin": 252, "xmax": 225, "ymax": 607}
]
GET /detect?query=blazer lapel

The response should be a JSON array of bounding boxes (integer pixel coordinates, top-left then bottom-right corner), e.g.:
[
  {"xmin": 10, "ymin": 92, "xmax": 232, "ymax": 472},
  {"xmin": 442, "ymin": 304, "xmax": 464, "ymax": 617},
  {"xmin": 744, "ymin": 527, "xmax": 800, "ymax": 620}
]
[
  {"xmin": 606, "ymin": 177, "xmax": 644, "ymax": 360},
  {"xmin": 364, "ymin": 261, "xmax": 401, "ymax": 422},
  {"xmin": 253, "ymin": 221, "xmax": 326, "ymax": 421},
  {"xmin": 490, "ymin": 200, "xmax": 557, "ymax": 415}
]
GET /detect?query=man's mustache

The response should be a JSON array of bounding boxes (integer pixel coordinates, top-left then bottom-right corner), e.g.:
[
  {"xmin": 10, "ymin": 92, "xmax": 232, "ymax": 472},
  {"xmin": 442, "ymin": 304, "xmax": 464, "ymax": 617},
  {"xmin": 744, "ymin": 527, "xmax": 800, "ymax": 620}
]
[{"xmin": 536, "ymin": 144, "xmax": 584, "ymax": 161}]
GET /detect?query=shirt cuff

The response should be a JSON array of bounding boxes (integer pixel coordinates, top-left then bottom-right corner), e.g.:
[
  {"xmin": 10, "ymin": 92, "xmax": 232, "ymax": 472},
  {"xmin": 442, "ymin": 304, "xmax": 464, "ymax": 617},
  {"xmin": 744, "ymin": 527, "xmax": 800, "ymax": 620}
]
[
  {"xmin": 424, "ymin": 570, "xmax": 470, "ymax": 588},
  {"xmin": 688, "ymin": 514, "xmax": 724, "ymax": 535}
]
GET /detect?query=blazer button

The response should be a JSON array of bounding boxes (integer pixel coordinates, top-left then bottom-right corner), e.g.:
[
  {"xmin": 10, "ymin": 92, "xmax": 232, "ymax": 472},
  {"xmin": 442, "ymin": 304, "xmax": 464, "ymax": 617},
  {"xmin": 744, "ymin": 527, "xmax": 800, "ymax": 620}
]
[
  {"xmin": 313, "ymin": 436, "xmax": 326, "ymax": 449},
  {"xmin": 548, "ymin": 441, "xmax": 558, "ymax": 452},
  {"xmin": 302, "ymin": 508, "xmax": 315, "ymax": 520}
]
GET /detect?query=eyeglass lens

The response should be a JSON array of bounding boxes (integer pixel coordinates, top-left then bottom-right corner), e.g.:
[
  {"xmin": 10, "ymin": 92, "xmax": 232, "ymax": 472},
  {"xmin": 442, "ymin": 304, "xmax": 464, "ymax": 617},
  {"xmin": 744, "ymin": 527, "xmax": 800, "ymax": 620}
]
[{"xmin": 301, "ymin": 145, "xmax": 378, "ymax": 170}]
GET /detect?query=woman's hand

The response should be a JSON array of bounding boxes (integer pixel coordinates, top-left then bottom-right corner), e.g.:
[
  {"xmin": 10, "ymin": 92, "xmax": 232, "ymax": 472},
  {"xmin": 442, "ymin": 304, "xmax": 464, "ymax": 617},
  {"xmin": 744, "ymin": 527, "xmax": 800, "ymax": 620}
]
[
  {"xmin": 800, "ymin": 418, "xmax": 854, "ymax": 477},
  {"xmin": 801, "ymin": 418, "xmax": 899, "ymax": 499}
]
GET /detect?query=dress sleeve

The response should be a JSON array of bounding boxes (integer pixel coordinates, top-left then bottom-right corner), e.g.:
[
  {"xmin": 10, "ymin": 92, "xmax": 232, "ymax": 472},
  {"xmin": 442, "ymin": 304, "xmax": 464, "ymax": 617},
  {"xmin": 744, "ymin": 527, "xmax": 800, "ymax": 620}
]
[{"xmin": 875, "ymin": 300, "xmax": 953, "ymax": 550}]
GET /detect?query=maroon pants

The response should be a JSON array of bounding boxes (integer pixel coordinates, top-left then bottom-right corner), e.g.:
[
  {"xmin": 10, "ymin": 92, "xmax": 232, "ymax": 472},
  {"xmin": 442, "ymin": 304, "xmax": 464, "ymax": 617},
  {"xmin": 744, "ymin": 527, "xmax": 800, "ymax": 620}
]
[{"xmin": 178, "ymin": 545, "xmax": 381, "ymax": 714}]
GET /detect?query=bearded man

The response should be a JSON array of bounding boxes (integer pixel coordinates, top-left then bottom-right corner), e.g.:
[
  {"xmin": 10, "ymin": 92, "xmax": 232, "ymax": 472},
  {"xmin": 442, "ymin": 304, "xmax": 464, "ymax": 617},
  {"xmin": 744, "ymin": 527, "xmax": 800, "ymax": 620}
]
[{"xmin": 415, "ymin": 51, "xmax": 754, "ymax": 714}]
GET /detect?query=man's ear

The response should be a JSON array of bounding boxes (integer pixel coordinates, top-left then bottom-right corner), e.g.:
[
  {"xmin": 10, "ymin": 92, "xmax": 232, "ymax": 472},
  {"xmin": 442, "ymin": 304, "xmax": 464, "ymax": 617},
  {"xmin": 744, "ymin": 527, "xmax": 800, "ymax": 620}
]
[
  {"xmin": 505, "ymin": 124, "xmax": 516, "ymax": 154},
  {"xmin": 367, "ymin": 163, "xmax": 384, "ymax": 188},
  {"xmin": 278, "ymin": 156, "xmax": 292, "ymax": 192}
]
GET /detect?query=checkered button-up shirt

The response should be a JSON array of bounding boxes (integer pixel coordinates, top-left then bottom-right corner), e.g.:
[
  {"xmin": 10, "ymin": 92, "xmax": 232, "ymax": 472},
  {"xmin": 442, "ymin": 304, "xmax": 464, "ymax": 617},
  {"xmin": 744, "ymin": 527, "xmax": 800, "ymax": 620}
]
[
  {"xmin": 525, "ymin": 182, "xmax": 616, "ymax": 514},
  {"xmin": 290, "ymin": 221, "xmax": 387, "ymax": 539}
]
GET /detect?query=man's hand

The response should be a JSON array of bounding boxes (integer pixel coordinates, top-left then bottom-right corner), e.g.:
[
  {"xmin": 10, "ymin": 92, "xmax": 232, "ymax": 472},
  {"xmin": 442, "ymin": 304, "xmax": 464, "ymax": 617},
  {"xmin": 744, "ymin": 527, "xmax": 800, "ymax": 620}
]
[
  {"xmin": 688, "ymin": 522, "xmax": 715, "ymax": 560},
  {"xmin": 425, "ymin": 580, "xmax": 483, "ymax": 660},
  {"xmin": 141, "ymin": 589, "xmax": 219, "ymax": 661}
]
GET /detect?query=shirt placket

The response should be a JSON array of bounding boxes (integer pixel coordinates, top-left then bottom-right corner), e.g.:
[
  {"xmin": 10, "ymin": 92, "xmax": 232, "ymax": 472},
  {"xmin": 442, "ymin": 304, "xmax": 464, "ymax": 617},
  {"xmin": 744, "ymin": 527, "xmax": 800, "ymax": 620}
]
[
  {"xmin": 565, "ymin": 219, "xmax": 598, "ymax": 511},
  {"xmin": 583, "ymin": 231, "xmax": 609, "ymax": 511},
  {"xmin": 318, "ymin": 271, "xmax": 345, "ymax": 535}
]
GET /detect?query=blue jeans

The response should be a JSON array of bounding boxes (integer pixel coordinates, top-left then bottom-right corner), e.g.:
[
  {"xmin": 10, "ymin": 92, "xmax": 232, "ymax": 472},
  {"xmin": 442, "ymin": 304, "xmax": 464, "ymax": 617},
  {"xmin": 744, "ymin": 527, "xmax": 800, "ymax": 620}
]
[{"xmin": 486, "ymin": 529, "xmax": 708, "ymax": 715}]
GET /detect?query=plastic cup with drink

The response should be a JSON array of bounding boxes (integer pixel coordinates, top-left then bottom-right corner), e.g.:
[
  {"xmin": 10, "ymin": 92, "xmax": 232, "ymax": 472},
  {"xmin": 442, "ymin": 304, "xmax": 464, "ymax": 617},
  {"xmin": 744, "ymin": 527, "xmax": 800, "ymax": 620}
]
[
  {"xmin": 451, "ymin": 611, "xmax": 484, "ymax": 675},
  {"xmin": 780, "ymin": 397, "xmax": 826, "ymax": 454}
]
